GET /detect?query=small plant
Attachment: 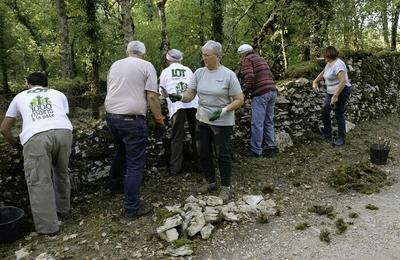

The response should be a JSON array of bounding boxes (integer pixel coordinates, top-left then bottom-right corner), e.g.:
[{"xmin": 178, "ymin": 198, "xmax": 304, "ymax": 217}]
[
  {"xmin": 335, "ymin": 218, "xmax": 348, "ymax": 234},
  {"xmin": 257, "ymin": 212, "xmax": 269, "ymax": 223},
  {"xmin": 348, "ymin": 212, "xmax": 359, "ymax": 218},
  {"xmin": 308, "ymin": 205, "xmax": 336, "ymax": 219},
  {"xmin": 366, "ymin": 204, "xmax": 379, "ymax": 210},
  {"xmin": 376, "ymin": 137, "xmax": 390, "ymax": 150},
  {"xmin": 295, "ymin": 222, "xmax": 311, "ymax": 230},
  {"xmin": 319, "ymin": 229, "xmax": 331, "ymax": 243}
]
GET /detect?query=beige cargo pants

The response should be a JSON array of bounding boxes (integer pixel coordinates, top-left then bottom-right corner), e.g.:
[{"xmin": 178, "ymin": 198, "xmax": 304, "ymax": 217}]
[{"xmin": 23, "ymin": 129, "xmax": 73, "ymax": 234}]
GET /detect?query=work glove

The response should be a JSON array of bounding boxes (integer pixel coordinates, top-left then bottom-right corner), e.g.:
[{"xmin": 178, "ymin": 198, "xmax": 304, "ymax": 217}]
[
  {"xmin": 168, "ymin": 93, "xmax": 182, "ymax": 103},
  {"xmin": 209, "ymin": 107, "xmax": 228, "ymax": 121},
  {"xmin": 12, "ymin": 136, "xmax": 23, "ymax": 152}
]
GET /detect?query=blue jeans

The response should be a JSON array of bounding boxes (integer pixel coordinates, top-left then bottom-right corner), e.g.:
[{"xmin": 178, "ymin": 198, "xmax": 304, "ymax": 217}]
[
  {"xmin": 321, "ymin": 86, "xmax": 352, "ymax": 138},
  {"xmin": 106, "ymin": 113, "xmax": 148, "ymax": 210},
  {"xmin": 196, "ymin": 121, "xmax": 232, "ymax": 186},
  {"xmin": 250, "ymin": 91, "xmax": 277, "ymax": 154}
]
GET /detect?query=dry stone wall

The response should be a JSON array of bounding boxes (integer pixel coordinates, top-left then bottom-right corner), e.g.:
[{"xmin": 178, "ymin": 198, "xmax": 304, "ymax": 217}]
[{"xmin": 272, "ymin": 53, "xmax": 400, "ymax": 137}]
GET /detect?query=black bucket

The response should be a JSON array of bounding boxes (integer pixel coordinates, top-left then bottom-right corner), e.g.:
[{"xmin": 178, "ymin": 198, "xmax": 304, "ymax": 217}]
[
  {"xmin": 0, "ymin": 206, "xmax": 25, "ymax": 243},
  {"xmin": 370, "ymin": 144, "xmax": 390, "ymax": 165}
]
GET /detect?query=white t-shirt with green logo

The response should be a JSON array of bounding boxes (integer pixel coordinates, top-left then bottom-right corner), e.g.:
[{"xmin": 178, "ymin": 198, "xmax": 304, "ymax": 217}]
[
  {"xmin": 189, "ymin": 65, "xmax": 242, "ymax": 126},
  {"xmin": 5, "ymin": 86, "xmax": 73, "ymax": 145},
  {"xmin": 159, "ymin": 63, "xmax": 198, "ymax": 117}
]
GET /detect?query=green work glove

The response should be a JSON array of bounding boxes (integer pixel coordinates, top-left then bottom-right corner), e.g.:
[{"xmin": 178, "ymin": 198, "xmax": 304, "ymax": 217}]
[
  {"xmin": 168, "ymin": 93, "xmax": 183, "ymax": 103},
  {"xmin": 209, "ymin": 107, "xmax": 228, "ymax": 121}
]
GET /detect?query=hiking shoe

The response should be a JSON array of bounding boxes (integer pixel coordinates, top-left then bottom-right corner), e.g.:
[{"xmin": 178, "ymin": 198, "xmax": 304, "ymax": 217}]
[
  {"xmin": 218, "ymin": 186, "xmax": 232, "ymax": 202},
  {"xmin": 332, "ymin": 137, "xmax": 345, "ymax": 146},
  {"xmin": 198, "ymin": 182, "xmax": 217, "ymax": 194},
  {"xmin": 263, "ymin": 147, "xmax": 279, "ymax": 157},
  {"xmin": 241, "ymin": 149, "xmax": 260, "ymax": 157},
  {"xmin": 123, "ymin": 200, "xmax": 154, "ymax": 219}
]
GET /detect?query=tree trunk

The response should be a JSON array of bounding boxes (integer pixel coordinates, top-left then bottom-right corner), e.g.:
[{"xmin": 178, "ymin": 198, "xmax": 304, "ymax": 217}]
[
  {"xmin": 118, "ymin": 0, "xmax": 134, "ymax": 44},
  {"xmin": 0, "ymin": 11, "xmax": 10, "ymax": 94},
  {"xmin": 381, "ymin": 3, "xmax": 390, "ymax": 49},
  {"xmin": 211, "ymin": 0, "xmax": 224, "ymax": 43},
  {"xmin": 156, "ymin": 0, "xmax": 169, "ymax": 69},
  {"xmin": 55, "ymin": 0, "xmax": 73, "ymax": 78},
  {"xmin": 5, "ymin": 0, "xmax": 48, "ymax": 74},
  {"xmin": 391, "ymin": 4, "xmax": 400, "ymax": 51},
  {"xmin": 84, "ymin": 0, "xmax": 101, "ymax": 94},
  {"xmin": 252, "ymin": 12, "xmax": 276, "ymax": 50}
]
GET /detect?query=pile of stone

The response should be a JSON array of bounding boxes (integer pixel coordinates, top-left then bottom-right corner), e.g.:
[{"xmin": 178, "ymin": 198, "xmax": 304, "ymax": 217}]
[{"xmin": 157, "ymin": 194, "xmax": 277, "ymax": 256}]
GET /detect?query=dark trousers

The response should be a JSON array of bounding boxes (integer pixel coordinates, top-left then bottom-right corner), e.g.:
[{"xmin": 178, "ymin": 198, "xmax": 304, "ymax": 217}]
[
  {"xmin": 321, "ymin": 86, "xmax": 352, "ymax": 138},
  {"xmin": 196, "ymin": 121, "xmax": 233, "ymax": 187},
  {"xmin": 106, "ymin": 113, "xmax": 148, "ymax": 210},
  {"xmin": 170, "ymin": 108, "xmax": 197, "ymax": 173}
]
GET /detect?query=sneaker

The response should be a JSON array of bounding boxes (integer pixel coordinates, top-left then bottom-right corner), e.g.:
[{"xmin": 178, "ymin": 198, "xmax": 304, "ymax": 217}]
[
  {"xmin": 218, "ymin": 186, "xmax": 232, "ymax": 202},
  {"xmin": 198, "ymin": 182, "xmax": 217, "ymax": 194},
  {"xmin": 241, "ymin": 149, "xmax": 260, "ymax": 157},
  {"xmin": 123, "ymin": 200, "xmax": 154, "ymax": 219}
]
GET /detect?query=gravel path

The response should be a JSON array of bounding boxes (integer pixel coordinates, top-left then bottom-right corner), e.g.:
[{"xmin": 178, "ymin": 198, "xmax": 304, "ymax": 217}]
[{"xmin": 195, "ymin": 167, "xmax": 400, "ymax": 260}]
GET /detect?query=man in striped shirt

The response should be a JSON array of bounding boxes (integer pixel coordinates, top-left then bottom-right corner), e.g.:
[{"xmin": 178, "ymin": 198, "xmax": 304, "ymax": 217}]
[{"xmin": 238, "ymin": 44, "xmax": 278, "ymax": 157}]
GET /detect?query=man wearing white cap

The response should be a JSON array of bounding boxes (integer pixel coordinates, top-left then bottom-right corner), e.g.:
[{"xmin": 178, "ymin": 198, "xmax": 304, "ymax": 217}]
[
  {"xmin": 237, "ymin": 44, "xmax": 278, "ymax": 157},
  {"xmin": 159, "ymin": 49, "xmax": 198, "ymax": 175}
]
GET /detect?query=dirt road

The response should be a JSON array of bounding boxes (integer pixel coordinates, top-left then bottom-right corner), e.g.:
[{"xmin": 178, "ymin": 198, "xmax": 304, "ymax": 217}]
[{"xmin": 195, "ymin": 165, "xmax": 400, "ymax": 260}]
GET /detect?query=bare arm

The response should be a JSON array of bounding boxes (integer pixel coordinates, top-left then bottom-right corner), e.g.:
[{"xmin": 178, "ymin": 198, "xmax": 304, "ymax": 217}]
[
  {"xmin": 181, "ymin": 88, "xmax": 197, "ymax": 103},
  {"xmin": 331, "ymin": 71, "xmax": 347, "ymax": 104},
  {"xmin": 312, "ymin": 70, "xmax": 325, "ymax": 91},
  {"xmin": 0, "ymin": 117, "xmax": 18, "ymax": 145},
  {"xmin": 226, "ymin": 93, "xmax": 244, "ymax": 111},
  {"xmin": 146, "ymin": 91, "xmax": 163, "ymax": 122}
]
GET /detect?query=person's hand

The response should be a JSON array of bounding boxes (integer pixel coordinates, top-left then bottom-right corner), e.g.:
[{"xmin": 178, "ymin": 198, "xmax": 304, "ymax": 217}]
[
  {"xmin": 168, "ymin": 93, "xmax": 182, "ymax": 103},
  {"xmin": 154, "ymin": 123, "xmax": 166, "ymax": 140},
  {"xmin": 312, "ymin": 81, "xmax": 319, "ymax": 92},
  {"xmin": 209, "ymin": 107, "xmax": 228, "ymax": 121}
]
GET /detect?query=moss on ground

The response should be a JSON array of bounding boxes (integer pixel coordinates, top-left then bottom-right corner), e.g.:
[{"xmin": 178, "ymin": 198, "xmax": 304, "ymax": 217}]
[
  {"xmin": 328, "ymin": 161, "xmax": 387, "ymax": 194},
  {"xmin": 319, "ymin": 229, "xmax": 331, "ymax": 243},
  {"xmin": 335, "ymin": 218, "xmax": 348, "ymax": 235},
  {"xmin": 365, "ymin": 204, "xmax": 379, "ymax": 210},
  {"xmin": 295, "ymin": 222, "xmax": 311, "ymax": 230},
  {"xmin": 308, "ymin": 205, "xmax": 336, "ymax": 219}
]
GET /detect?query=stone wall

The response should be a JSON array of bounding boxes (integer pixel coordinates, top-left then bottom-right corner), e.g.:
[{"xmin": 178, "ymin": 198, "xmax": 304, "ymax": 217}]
[{"xmin": 272, "ymin": 52, "xmax": 400, "ymax": 137}]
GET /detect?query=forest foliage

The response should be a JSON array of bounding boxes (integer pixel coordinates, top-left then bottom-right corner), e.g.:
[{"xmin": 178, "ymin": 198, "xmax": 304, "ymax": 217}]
[{"xmin": 0, "ymin": 0, "xmax": 399, "ymax": 95}]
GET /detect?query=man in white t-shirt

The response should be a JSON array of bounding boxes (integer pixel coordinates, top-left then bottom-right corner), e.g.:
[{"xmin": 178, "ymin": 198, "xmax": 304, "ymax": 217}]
[
  {"xmin": 159, "ymin": 49, "xmax": 198, "ymax": 175},
  {"xmin": 0, "ymin": 72, "xmax": 73, "ymax": 235},
  {"xmin": 105, "ymin": 40, "xmax": 164, "ymax": 219}
]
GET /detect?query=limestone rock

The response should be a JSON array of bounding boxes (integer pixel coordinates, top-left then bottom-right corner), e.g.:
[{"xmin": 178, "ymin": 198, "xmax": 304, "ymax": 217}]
[
  {"xmin": 187, "ymin": 215, "xmax": 206, "ymax": 237},
  {"xmin": 200, "ymin": 223, "xmax": 215, "ymax": 239},
  {"xmin": 159, "ymin": 228, "xmax": 179, "ymax": 242},
  {"xmin": 205, "ymin": 196, "xmax": 224, "ymax": 206},
  {"xmin": 157, "ymin": 214, "xmax": 183, "ymax": 234},
  {"xmin": 243, "ymin": 195, "xmax": 264, "ymax": 206},
  {"xmin": 165, "ymin": 245, "xmax": 193, "ymax": 257}
]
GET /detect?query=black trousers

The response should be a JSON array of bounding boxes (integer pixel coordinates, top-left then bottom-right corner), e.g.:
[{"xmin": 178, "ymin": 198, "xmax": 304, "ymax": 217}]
[{"xmin": 196, "ymin": 121, "xmax": 233, "ymax": 186}]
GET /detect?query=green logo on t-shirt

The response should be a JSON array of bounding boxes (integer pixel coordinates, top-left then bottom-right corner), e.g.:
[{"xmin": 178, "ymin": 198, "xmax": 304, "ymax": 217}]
[
  {"xmin": 176, "ymin": 82, "xmax": 188, "ymax": 94},
  {"xmin": 30, "ymin": 95, "xmax": 54, "ymax": 121}
]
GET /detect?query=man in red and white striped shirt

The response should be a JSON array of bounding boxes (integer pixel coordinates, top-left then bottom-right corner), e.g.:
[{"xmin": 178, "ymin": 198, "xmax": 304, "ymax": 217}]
[{"xmin": 238, "ymin": 44, "xmax": 278, "ymax": 157}]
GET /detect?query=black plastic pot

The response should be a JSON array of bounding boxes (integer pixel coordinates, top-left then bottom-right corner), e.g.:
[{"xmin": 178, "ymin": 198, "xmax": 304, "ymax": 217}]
[
  {"xmin": 0, "ymin": 206, "xmax": 25, "ymax": 243},
  {"xmin": 370, "ymin": 144, "xmax": 390, "ymax": 165}
]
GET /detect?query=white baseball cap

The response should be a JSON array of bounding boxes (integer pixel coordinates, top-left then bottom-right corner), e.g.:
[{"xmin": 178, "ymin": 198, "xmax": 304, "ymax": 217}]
[
  {"xmin": 166, "ymin": 49, "xmax": 183, "ymax": 62},
  {"xmin": 237, "ymin": 44, "xmax": 253, "ymax": 54}
]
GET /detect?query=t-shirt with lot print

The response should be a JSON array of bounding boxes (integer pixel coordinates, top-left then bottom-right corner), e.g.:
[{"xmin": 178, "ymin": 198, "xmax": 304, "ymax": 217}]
[
  {"xmin": 189, "ymin": 65, "xmax": 242, "ymax": 126},
  {"xmin": 5, "ymin": 86, "xmax": 73, "ymax": 145},
  {"xmin": 159, "ymin": 63, "xmax": 198, "ymax": 117}
]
